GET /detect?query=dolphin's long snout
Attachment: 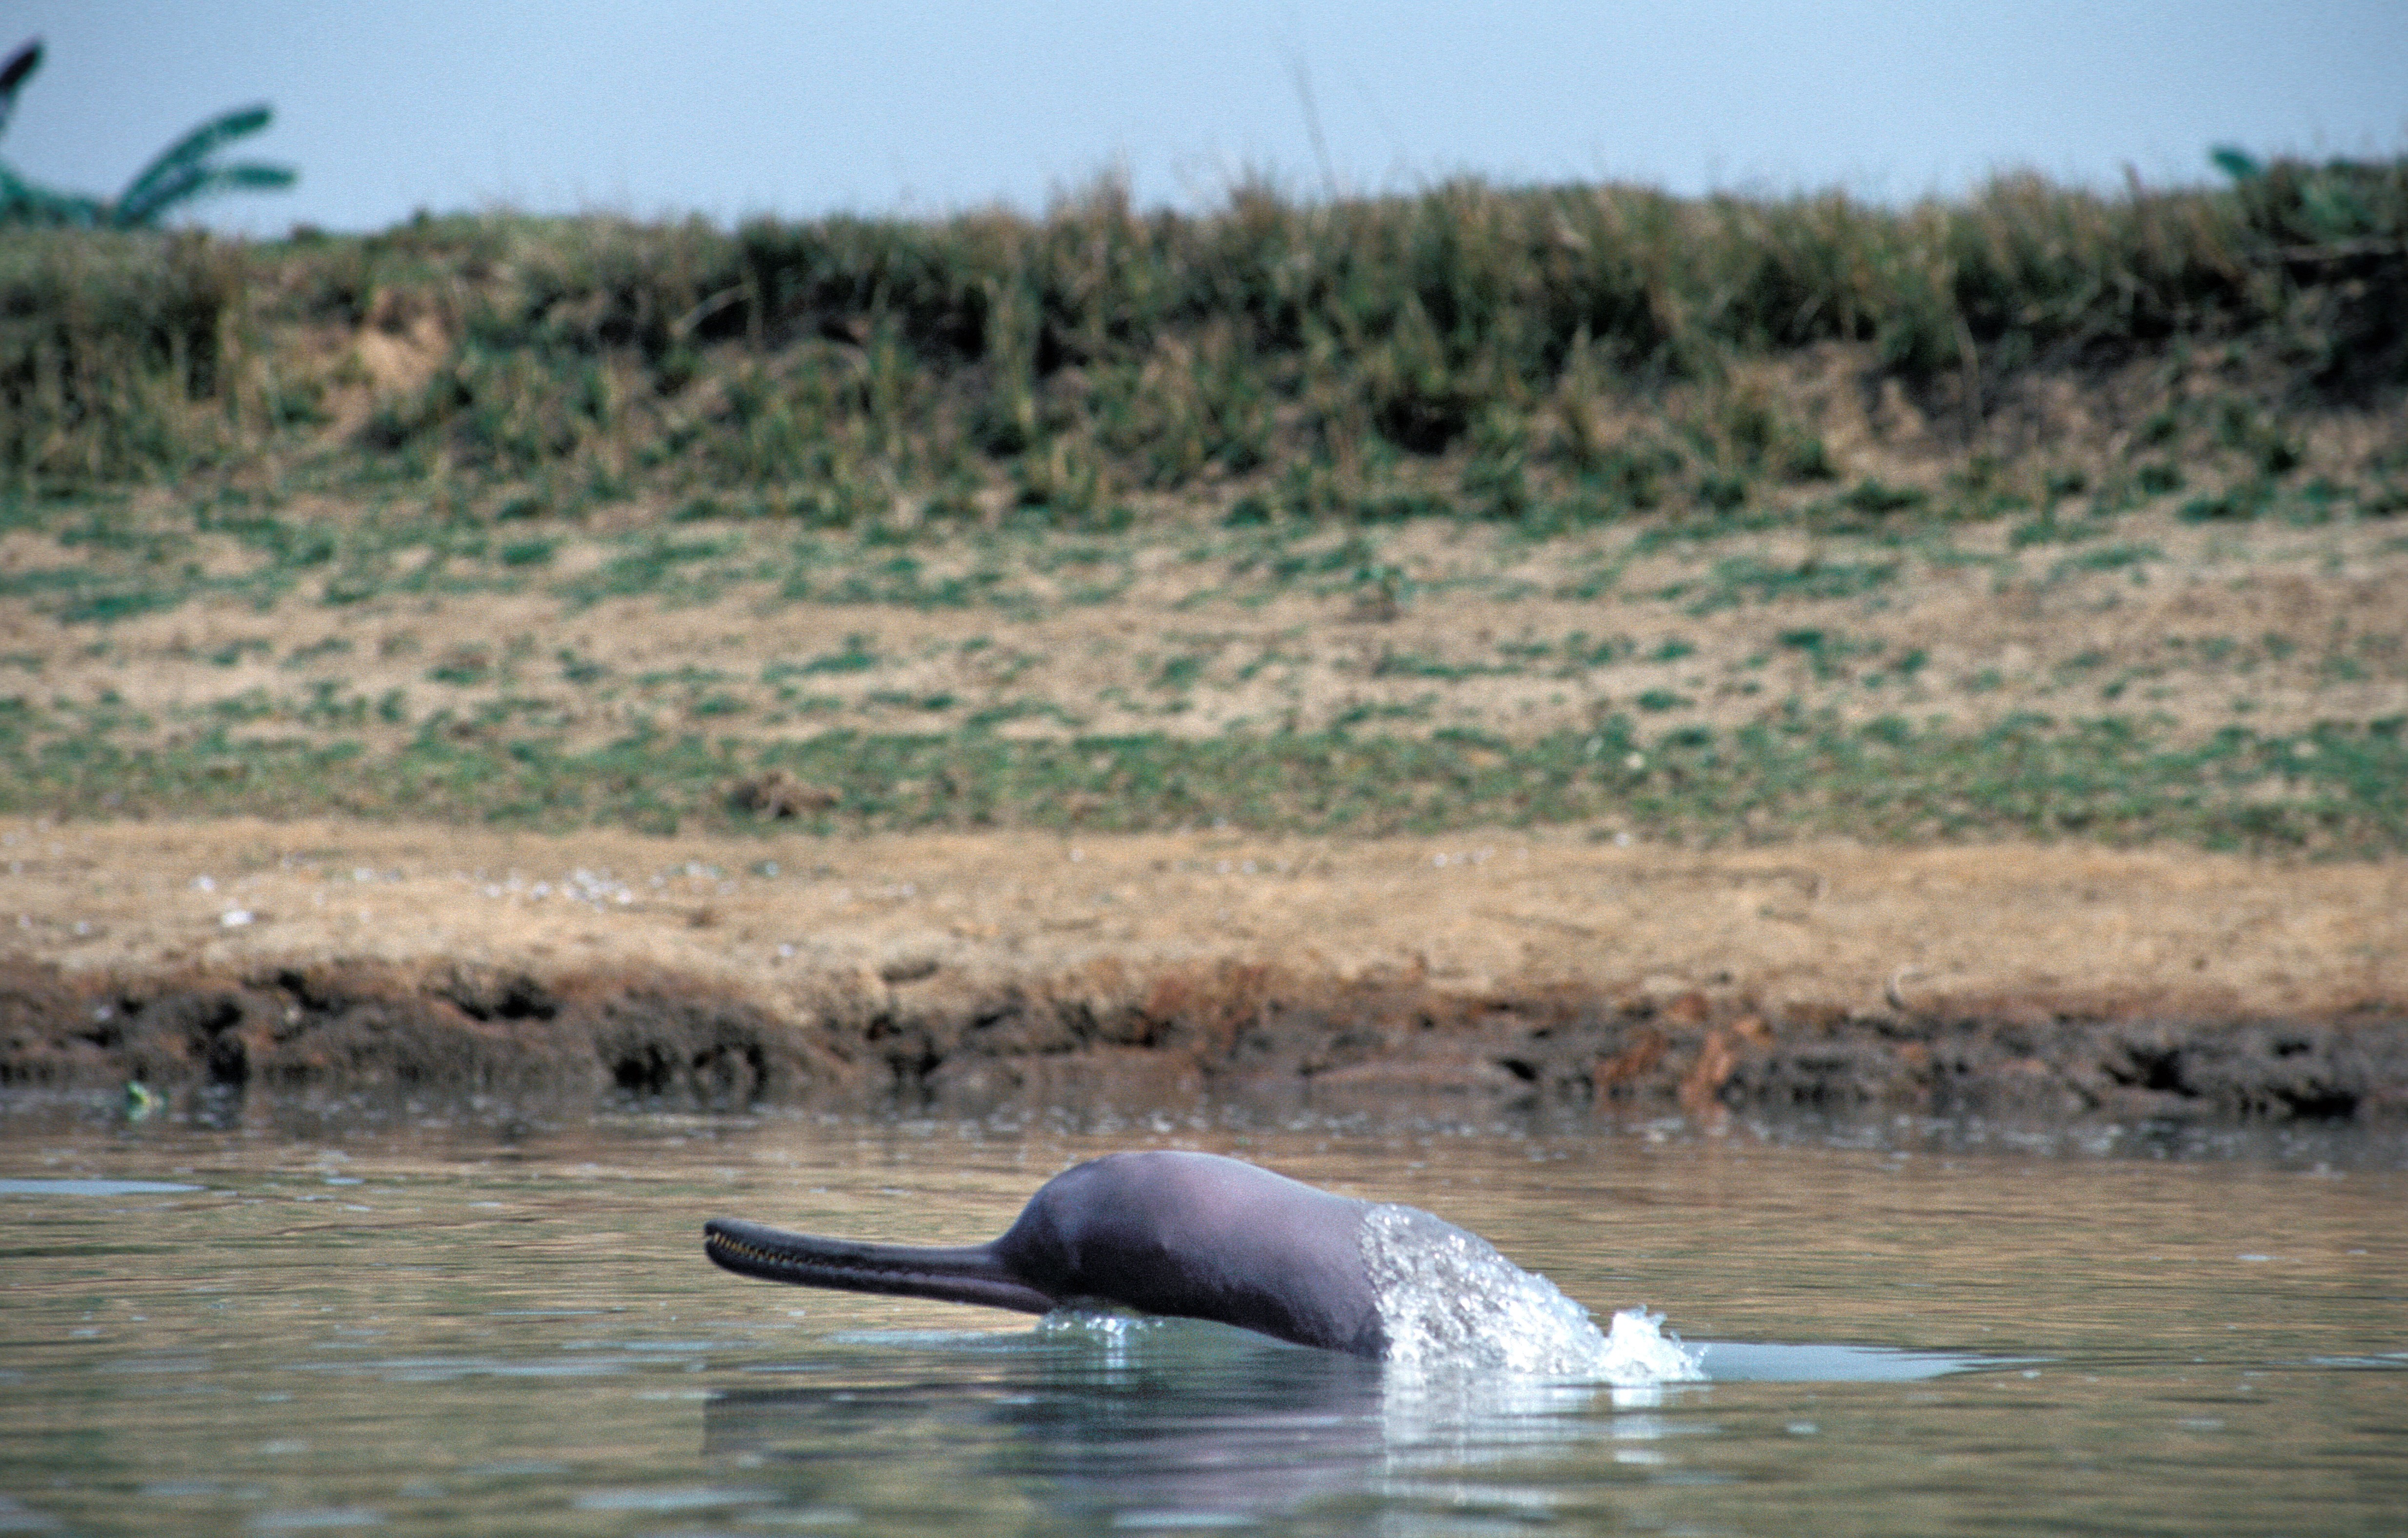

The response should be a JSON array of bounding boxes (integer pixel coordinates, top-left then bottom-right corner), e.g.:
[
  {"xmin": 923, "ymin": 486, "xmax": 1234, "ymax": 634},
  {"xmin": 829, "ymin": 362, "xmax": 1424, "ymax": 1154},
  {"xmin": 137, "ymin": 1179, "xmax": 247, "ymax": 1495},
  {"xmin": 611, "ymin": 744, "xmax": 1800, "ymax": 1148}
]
[{"xmin": 704, "ymin": 1217, "xmax": 1058, "ymax": 1314}]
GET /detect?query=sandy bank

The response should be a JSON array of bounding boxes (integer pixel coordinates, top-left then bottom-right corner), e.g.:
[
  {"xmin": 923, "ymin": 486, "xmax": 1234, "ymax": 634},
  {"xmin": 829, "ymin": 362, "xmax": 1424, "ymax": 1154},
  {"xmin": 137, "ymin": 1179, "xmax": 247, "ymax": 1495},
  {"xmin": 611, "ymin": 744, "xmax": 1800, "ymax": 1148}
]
[{"xmin": 3, "ymin": 818, "xmax": 2403, "ymax": 1121}]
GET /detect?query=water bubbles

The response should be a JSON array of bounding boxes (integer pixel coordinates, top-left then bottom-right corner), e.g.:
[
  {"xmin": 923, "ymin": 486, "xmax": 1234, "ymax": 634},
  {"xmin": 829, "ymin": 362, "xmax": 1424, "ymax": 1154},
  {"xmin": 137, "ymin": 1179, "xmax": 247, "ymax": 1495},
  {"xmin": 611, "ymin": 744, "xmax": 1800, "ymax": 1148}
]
[
  {"xmin": 1037, "ymin": 1308, "xmax": 1166, "ymax": 1368},
  {"xmin": 1036, "ymin": 1309, "xmax": 1163, "ymax": 1345}
]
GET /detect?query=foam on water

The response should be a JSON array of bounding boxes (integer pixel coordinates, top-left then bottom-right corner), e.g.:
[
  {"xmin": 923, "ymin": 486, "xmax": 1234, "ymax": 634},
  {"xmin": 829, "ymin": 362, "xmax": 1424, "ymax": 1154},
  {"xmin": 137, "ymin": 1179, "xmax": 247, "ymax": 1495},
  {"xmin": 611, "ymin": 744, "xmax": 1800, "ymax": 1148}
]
[{"xmin": 1358, "ymin": 1204, "xmax": 1703, "ymax": 1386}]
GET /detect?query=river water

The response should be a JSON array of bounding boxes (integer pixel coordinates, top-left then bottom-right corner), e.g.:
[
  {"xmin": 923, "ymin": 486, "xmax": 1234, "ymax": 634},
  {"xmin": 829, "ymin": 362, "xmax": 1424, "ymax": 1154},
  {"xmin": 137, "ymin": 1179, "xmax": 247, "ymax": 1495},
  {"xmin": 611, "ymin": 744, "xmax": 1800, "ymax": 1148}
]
[{"xmin": 3, "ymin": 1096, "xmax": 2402, "ymax": 1537}]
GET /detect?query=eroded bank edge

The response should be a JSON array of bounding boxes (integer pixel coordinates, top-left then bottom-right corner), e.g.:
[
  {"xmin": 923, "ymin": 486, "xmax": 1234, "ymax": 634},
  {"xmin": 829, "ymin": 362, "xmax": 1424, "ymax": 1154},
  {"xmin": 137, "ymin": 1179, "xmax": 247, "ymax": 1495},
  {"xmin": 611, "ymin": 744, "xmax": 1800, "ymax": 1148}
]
[{"xmin": 3, "ymin": 956, "xmax": 2399, "ymax": 1124}]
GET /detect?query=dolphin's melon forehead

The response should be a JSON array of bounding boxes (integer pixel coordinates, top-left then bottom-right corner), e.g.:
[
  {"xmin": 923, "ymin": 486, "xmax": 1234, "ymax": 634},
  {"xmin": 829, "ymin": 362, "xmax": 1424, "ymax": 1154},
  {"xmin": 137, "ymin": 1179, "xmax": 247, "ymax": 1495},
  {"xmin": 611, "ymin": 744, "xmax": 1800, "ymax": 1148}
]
[
  {"xmin": 1023, "ymin": 1151, "xmax": 1368, "ymax": 1234},
  {"xmin": 1046, "ymin": 1149, "xmax": 1361, "ymax": 1198}
]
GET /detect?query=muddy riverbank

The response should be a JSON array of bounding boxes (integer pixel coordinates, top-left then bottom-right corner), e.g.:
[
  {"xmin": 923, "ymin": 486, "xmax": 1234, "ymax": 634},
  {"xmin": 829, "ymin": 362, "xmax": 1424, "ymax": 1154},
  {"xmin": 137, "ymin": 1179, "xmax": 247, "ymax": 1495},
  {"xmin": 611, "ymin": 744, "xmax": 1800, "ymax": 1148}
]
[
  {"xmin": 3, "ymin": 818, "xmax": 2402, "ymax": 1122},
  {"xmin": 5, "ymin": 952, "xmax": 2403, "ymax": 1124}
]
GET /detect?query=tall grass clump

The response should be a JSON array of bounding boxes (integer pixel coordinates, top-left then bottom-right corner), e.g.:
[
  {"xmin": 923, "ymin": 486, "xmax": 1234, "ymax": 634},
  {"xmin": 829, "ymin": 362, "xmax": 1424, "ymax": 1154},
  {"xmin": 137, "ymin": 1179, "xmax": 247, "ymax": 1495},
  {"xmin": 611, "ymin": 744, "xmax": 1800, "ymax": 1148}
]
[
  {"xmin": 7, "ymin": 155, "xmax": 2404, "ymax": 511},
  {"xmin": 0, "ymin": 231, "xmax": 254, "ymax": 484}
]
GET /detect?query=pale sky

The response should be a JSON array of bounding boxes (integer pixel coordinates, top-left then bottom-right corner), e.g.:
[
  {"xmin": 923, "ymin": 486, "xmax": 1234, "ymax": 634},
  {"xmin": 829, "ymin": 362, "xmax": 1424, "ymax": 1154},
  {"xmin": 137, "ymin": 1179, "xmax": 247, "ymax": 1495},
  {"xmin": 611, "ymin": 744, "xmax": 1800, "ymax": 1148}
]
[{"xmin": 8, "ymin": 2, "xmax": 2405, "ymax": 234}]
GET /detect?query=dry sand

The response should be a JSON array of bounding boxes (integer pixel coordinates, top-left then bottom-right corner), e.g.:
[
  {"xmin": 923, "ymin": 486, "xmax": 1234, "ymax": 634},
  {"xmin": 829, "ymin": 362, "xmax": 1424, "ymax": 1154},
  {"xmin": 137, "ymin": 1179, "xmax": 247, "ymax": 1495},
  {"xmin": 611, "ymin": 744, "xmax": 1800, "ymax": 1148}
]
[
  {"xmin": 4, "ymin": 816, "xmax": 2402, "ymax": 1122},
  {"xmin": 4, "ymin": 817, "xmax": 2403, "ymax": 1014}
]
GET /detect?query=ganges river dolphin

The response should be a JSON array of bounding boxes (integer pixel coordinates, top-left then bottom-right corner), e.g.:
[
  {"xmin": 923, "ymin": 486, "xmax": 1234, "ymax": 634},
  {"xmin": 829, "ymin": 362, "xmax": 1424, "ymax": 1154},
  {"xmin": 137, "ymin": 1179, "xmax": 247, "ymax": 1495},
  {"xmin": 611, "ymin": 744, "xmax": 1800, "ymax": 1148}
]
[{"xmin": 705, "ymin": 1151, "xmax": 1390, "ymax": 1356}]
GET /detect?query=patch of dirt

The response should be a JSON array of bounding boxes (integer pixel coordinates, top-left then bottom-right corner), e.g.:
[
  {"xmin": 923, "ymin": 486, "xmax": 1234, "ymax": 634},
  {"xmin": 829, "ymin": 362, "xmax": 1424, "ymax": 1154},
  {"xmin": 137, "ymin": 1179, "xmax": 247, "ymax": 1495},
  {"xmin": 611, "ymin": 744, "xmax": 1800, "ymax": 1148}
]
[{"xmin": 4, "ymin": 817, "xmax": 2402, "ymax": 1121}]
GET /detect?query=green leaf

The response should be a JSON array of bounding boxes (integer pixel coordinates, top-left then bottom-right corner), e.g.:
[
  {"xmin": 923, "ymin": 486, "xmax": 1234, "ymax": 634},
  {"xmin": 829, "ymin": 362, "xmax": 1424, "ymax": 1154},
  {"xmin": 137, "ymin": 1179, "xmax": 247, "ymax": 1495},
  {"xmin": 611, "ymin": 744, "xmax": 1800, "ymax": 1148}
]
[
  {"xmin": 0, "ymin": 37, "xmax": 40, "ymax": 139},
  {"xmin": 1, "ymin": 39, "xmax": 292, "ymax": 225},
  {"xmin": 0, "ymin": 38, "xmax": 39, "ymax": 101},
  {"xmin": 113, "ymin": 102, "xmax": 275, "ymax": 215},
  {"xmin": 2208, "ymin": 145, "xmax": 2262, "ymax": 182},
  {"xmin": 110, "ymin": 159, "xmax": 295, "ymax": 227},
  {"xmin": 211, "ymin": 162, "xmax": 297, "ymax": 192},
  {"xmin": 0, "ymin": 159, "xmax": 102, "ymax": 226}
]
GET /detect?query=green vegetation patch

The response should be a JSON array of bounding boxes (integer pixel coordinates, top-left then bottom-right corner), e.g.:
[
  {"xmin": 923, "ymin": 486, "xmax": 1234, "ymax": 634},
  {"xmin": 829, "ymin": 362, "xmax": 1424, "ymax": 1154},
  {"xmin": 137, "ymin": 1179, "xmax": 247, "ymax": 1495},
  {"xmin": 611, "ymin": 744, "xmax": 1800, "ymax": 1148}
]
[
  {"xmin": 3, "ymin": 715, "xmax": 2398, "ymax": 855},
  {"xmin": 4, "ymin": 150, "xmax": 2403, "ymax": 533}
]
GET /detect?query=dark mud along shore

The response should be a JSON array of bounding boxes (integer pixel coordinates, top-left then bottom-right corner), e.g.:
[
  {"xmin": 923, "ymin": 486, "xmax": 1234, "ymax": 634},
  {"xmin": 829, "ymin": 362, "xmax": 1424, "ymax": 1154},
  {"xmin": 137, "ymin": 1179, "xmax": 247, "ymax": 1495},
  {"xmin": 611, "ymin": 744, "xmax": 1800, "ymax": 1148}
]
[
  {"xmin": 6, "ymin": 954, "xmax": 2405, "ymax": 1125},
  {"xmin": 3, "ymin": 820, "xmax": 2403, "ymax": 1123}
]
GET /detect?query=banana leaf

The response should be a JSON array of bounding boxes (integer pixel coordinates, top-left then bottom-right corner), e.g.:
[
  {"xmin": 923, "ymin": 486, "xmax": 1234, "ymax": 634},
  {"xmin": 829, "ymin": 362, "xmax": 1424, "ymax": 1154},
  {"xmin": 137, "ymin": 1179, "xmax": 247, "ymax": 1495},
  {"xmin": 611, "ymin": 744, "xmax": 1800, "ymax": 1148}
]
[
  {"xmin": 0, "ymin": 37, "xmax": 292, "ymax": 227},
  {"xmin": 111, "ymin": 160, "xmax": 296, "ymax": 227},
  {"xmin": 0, "ymin": 160, "xmax": 102, "ymax": 226},
  {"xmin": 2210, "ymin": 146, "xmax": 2264, "ymax": 183},
  {"xmin": 0, "ymin": 38, "xmax": 37, "ymax": 140},
  {"xmin": 112, "ymin": 102, "xmax": 276, "ymax": 218}
]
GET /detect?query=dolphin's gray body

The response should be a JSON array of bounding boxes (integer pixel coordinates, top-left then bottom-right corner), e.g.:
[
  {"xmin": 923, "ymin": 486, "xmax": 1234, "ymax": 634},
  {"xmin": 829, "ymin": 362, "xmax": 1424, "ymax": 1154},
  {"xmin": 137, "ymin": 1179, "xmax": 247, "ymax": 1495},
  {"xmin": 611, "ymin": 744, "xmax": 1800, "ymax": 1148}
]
[{"xmin": 705, "ymin": 1151, "xmax": 1388, "ymax": 1357}]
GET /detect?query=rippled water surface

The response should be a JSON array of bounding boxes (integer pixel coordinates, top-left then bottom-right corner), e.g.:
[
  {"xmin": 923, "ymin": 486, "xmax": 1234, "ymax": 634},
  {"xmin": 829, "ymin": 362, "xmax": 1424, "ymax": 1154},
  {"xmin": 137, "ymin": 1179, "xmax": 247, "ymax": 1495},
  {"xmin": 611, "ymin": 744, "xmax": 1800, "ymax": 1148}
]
[{"xmin": 3, "ymin": 1100, "xmax": 2403, "ymax": 1536}]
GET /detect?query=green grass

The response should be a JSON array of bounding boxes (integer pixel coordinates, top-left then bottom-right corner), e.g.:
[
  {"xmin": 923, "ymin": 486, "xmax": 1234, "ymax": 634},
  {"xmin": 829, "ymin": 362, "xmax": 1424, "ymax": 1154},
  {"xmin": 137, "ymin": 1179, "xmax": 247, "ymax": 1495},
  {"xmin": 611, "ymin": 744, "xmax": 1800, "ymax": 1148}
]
[
  {"xmin": 1671, "ymin": 555, "xmax": 1903, "ymax": 614},
  {"xmin": 3, "ymin": 714, "xmax": 2399, "ymax": 854},
  {"xmin": 3, "ymin": 151, "xmax": 2402, "ymax": 526},
  {"xmin": 2, "ymin": 180, "xmax": 2399, "ymax": 867},
  {"xmin": 1776, "ymin": 628, "xmax": 1887, "ymax": 679},
  {"xmin": 770, "ymin": 635, "xmax": 880, "ymax": 676}
]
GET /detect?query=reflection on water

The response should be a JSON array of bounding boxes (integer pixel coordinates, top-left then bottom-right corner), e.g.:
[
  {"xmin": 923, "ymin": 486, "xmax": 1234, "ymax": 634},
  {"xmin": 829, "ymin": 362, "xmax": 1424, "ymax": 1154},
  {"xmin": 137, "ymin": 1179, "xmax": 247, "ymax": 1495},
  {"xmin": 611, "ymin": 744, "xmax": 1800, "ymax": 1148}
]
[
  {"xmin": 0, "ymin": 1095, "xmax": 2403, "ymax": 1536},
  {"xmin": 0, "ymin": 1176, "xmax": 201, "ymax": 1196},
  {"xmin": 712, "ymin": 1322, "xmax": 1392, "ymax": 1524},
  {"xmin": 1691, "ymin": 1340, "xmax": 1993, "ymax": 1381},
  {"xmin": 707, "ymin": 1316, "xmax": 1714, "ymax": 1529}
]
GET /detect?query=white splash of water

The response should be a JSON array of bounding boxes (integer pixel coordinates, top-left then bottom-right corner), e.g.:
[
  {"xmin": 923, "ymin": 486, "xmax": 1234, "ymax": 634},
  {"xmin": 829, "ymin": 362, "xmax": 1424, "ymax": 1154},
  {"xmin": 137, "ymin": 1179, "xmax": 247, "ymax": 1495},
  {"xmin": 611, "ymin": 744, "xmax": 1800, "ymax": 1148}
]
[{"xmin": 1358, "ymin": 1204, "xmax": 1703, "ymax": 1386}]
